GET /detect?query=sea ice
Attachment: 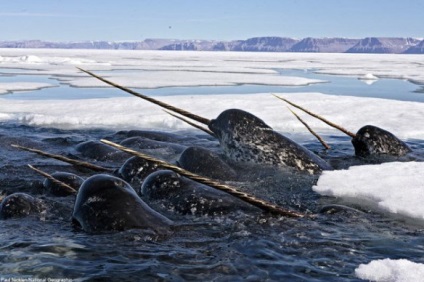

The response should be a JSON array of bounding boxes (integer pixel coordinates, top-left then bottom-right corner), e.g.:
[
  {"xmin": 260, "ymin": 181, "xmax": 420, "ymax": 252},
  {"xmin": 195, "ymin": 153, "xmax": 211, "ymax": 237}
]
[
  {"xmin": 355, "ymin": 259, "xmax": 424, "ymax": 282},
  {"xmin": 1, "ymin": 92, "xmax": 422, "ymax": 141},
  {"xmin": 0, "ymin": 82, "xmax": 55, "ymax": 94},
  {"xmin": 313, "ymin": 162, "xmax": 424, "ymax": 221},
  {"xmin": 358, "ymin": 73, "xmax": 379, "ymax": 85},
  {"xmin": 1, "ymin": 49, "xmax": 423, "ymax": 86},
  {"xmin": 359, "ymin": 73, "xmax": 379, "ymax": 80}
]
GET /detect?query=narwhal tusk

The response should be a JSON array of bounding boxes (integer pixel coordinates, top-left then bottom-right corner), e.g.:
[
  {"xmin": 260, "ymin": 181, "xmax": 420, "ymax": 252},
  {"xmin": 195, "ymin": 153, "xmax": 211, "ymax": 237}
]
[
  {"xmin": 77, "ymin": 67, "xmax": 211, "ymax": 125},
  {"xmin": 163, "ymin": 110, "xmax": 216, "ymax": 138},
  {"xmin": 273, "ymin": 94, "xmax": 357, "ymax": 138},
  {"xmin": 287, "ymin": 107, "xmax": 331, "ymax": 150},
  {"xmin": 11, "ymin": 144, "xmax": 113, "ymax": 172},
  {"xmin": 100, "ymin": 139, "xmax": 306, "ymax": 218},
  {"xmin": 27, "ymin": 164, "xmax": 77, "ymax": 195}
]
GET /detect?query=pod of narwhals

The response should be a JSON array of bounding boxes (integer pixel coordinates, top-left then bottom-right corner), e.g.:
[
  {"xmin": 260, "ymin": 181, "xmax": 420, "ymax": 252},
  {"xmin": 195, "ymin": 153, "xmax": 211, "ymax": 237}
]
[
  {"xmin": 2, "ymin": 69, "xmax": 418, "ymax": 236},
  {"xmin": 3, "ymin": 120, "xmax": 414, "ymax": 235}
]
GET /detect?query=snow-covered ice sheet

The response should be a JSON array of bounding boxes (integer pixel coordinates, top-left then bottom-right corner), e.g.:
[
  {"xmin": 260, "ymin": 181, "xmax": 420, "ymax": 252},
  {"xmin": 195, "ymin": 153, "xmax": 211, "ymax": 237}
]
[
  {"xmin": 62, "ymin": 70, "xmax": 325, "ymax": 88},
  {"xmin": 1, "ymin": 49, "xmax": 423, "ymax": 87},
  {"xmin": 0, "ymin": 82, "xmax": 55, "ymax": 94},
  {"xmin": 0, "ymin": 92, "xmax": 422, "ymax": 140},
  {"xmin": 355, "ymin": 259, "xmax": 424, "ymax": 282},
  {"xmin": 0, "ymin": 49, "xmax": 325, "ymax": 88}
]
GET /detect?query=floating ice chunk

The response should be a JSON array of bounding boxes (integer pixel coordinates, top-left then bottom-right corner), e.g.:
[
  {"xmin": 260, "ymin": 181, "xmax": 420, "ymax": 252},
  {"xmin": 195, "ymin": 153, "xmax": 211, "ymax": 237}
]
[
  {"xmin": 20, "ymin": 55, "xmax": 43, "ymax": 63},
  {"xmin": 0, "ymin": 54, "xmax": 104, "ymax": 66},
  {"xmin": 358, "ymin": 73, "xmax": 379, "ymax": 85},
  {"xmin": 0, "ymin": 113, "xmax": 13, "ymax": 121},
  {"xmin": 361, "ymin": 73, "xmax": 379, "ymax": 80},
  {"xmin": 355, "ymin": 259, "xmax": 424, "ymax": 282},
  {"xmin": 313, "ymin": 162, "xmax": 424, "ymax": 221},
  {"xmin": 66, "ymin": 70, "xmax": 326, "ymax": 88}
]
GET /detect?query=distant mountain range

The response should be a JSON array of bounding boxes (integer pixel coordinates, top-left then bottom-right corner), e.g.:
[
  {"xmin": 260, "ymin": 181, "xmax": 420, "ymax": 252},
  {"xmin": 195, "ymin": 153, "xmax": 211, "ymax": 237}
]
[{"xmin": 1, "ymin": 37, "xmax": 423, "ymax": 54}]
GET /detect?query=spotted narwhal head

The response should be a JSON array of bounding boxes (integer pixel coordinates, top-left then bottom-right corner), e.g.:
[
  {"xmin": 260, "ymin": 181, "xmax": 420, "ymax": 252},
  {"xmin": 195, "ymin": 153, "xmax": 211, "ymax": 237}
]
[
  {"xmin": 0, "ymin": 193, "xmax": 45, "ymax": 219},
  {"xmin": 209, "ymin": 109, "xmax": 272, "ymax": 138},
  {"xmin": 72, "ymin": 174, "xmax": 172, "ymax": 233},
  {"xmin": 209, "ymin": 109, "xmax": 274, "ymax": 162},
  {"xmin": 117, "ymin": 156, "xmax": 161, "ymax": 190},
  {"xmin": 209, "ymin": 109, "xmax": 269, "ymax": 158},
  {"xmin": 209, "ymin": 109, "xmax": 331, "ymax": 174},
  {"xmin": 352, "ymin": 125, "xmax": 412, "ymax": 157},
  {"xmin": 273, "ymin": 97, "xmax": 413, "ymax": 159}
]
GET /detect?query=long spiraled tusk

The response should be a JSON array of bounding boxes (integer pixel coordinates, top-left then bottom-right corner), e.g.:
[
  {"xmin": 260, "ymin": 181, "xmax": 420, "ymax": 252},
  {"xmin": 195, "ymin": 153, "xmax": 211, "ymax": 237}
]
[
  {"xmin": 11, "ymin": 144, "xmax": 113, "ymax": 172},
  {"xmin": 27, "ymin": 164, "xmax": 77, "ymax": 195},
  {"xmin": 77, "ymin": 68, "xmax": 211, "ymax": 125},
  {"xmin": 287, "ymin": 107, "xmax": 331, "ymax": 150},
  {"xmin": 273, "ymin": 94, "xmax": 356, "ymax": 138},
  {"xmin": 100, "ymin": 139, "xmax": 306, "ymax": 218},
  {"xmin": 163, "ymin": 110, "xmax": 216, "ymax": 138}
]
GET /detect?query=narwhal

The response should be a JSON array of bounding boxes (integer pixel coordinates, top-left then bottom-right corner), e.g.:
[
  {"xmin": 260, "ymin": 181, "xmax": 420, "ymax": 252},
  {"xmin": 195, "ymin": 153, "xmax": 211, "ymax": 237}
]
[
  {"xmin": 274, "ymin": 96, "xmax": 412, "ymax": 157},
  {"xmin": 77, "ymin": 68, "xmax": 331, "ymax": 174}
]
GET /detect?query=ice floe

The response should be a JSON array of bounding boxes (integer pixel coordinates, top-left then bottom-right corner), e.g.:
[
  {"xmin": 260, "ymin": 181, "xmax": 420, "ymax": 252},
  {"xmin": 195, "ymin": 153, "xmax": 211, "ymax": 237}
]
[
  {"xmin": 0, "ymin": 92, "xmax": 423, "ymax": 141},
  {"xmin": 313, "ymin": 162, "xmax": 424, "ymax": 221},
  {"xmin": 355, "ymin": 259, "xmax": 424, "ymax": 282},
  {"xmin": 0, "ymin": 82, "xmax": 55, "ymax": 94},
  {"xmin": 0, "ymin": 49, "xmax": 423, "ymax": 86}
]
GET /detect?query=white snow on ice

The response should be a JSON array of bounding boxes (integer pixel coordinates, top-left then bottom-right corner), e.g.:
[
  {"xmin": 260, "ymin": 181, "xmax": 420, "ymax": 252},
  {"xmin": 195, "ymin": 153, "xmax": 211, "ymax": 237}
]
[
  {"xmin": 1, "ymin": 49, "xmax": 424, "ymax": 279},
  {"xmin": 355, "ymin": 259, "xmax": 424, "ymax": 282},
  {"xmin": 1, "ymin": 48, "xmax": 424, "ymax": 87},
  {"xmin": 358, "ymin": 73, "xmax": 379, "ymax": 85},
  {"xmin": 360, "ymin": 73, "xmax": 379, "ymax": 81},
  {"xmin": 0, "ymin": 82, "xmax": 55, "ymax": 94},
  {"xmin": 313, "ymin": 162, "xmax": 424, "ymax": 220},
  {"xmin": 0, "ymin": 93, "xmax": 423, "ymax": 141}
]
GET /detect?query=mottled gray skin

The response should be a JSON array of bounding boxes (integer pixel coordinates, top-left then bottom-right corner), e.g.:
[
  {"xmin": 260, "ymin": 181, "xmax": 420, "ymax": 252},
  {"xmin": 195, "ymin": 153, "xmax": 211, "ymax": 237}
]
[
  {"xmin": 43, "ymin": 172, "xmax": 84, "ymax": 197},
  {"xmin": 117, "ymin": 156, "xmax": 161, "ymax": 191},
  {"xmin": 177, "ymin": 146, "xmax": 238, "ymax": 181},
  {"xmin": 352, "ymin": 125, "xmax": 412, "ymax": 157},
  {"xmin": 142, "ymin": 170, "xmax": 260, "ymax": 216},
  {"xmin": 112, "ymin": 130, "xmax": 198, "ymax": 143},
  {"xmin": 208, "ymin": 109, "xmax": 331, "ymax": 174},
  {"xmin": 72, "ymin": 174, "xmax": 173, "ymax": 234},
  {"xmin": 120, "ymin": 137, "xmax": 187, "ymax": 154},
  {"xmin": 0, "ymin": 193, "xmax": 45, "ymax": 219},
  {"xmin": 75, "ymin": 140, "xmax": 129, "ymax": 162}
]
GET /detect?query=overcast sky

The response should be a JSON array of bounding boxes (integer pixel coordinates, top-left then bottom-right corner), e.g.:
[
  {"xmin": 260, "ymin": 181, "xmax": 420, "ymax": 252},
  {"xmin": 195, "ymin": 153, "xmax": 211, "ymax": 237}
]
[{"xmin": 1, "ymin": 0, "xmax": 423, "ymax": 41}]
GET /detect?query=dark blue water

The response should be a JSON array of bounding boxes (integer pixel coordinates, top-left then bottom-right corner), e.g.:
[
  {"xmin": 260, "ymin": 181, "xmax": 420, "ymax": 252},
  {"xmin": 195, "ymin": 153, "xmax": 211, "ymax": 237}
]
[{"xmin": 0, "ymin": 122, "xmax": 423, "ymax": 281}]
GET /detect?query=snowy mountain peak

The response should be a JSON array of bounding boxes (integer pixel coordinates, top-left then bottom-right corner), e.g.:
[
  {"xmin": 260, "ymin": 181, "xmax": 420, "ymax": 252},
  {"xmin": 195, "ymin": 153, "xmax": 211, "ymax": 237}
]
[
  {"xmin": 0, "ymin": 37, "xmax": 422, "ymax": 54},
  {"xmin": 347, "ymin": 37, "xmax": 421, "ymax": 53}
]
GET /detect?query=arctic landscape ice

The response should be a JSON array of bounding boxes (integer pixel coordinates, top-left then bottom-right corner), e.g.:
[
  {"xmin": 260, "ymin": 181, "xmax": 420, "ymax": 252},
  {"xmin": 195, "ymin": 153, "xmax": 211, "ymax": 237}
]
[{"xmin": 1, "ymin": 49, "xmax": 424, "ymax": 281}]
